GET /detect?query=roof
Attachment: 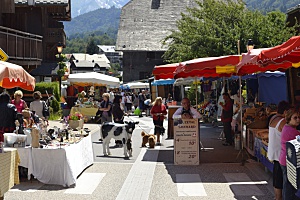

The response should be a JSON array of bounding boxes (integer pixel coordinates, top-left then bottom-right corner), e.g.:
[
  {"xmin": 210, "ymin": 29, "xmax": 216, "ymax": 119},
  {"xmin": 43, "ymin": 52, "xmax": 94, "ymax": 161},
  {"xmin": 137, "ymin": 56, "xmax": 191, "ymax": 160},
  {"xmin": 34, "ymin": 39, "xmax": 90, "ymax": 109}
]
[
  {"xmin": 116, "ymin": 0, "xmax": 196, "ymax": 51},
  {"xmin": 15, "ymin": 0, "xmax": 68, "ymax": 5},
  {"xmin": 71, "ymin": 60, "xmax": 111, "ymax": 69},
  {"xmin": 72, "ymin": 60, "xmax": 94, "ymax": 68},
  {"xmin": 97, "ymin": 45, "xmax": 116, "ymax": 53},
  {"xmin": 71, "ymin": 53, "xmax": 110, "ymax": 64},
  {"xmin": 287, "ymin": 4, "xmax": 300, "ymax": 14},
  {"xmin": 30, "ymin": 62, "xmax": 58, "ymax": 76}
]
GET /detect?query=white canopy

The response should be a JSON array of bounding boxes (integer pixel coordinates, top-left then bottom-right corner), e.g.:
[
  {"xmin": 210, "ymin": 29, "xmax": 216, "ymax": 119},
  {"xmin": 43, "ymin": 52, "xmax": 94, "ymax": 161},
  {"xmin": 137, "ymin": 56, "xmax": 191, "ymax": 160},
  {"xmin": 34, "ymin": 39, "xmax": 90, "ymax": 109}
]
[
  {"xmin": 68, "ymin": 72, "xmax": 120, "ymax": 87},
  {"xmin": 123, "ymin": 82, "xmax": 149, "ymax": 89}
]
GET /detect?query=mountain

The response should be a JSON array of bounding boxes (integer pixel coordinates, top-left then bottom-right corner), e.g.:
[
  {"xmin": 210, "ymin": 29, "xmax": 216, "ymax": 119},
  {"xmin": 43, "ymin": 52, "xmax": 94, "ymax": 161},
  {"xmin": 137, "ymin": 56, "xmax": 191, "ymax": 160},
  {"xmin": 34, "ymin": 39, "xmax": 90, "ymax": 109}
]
[
  {"xmin": 71, "ymin": 0, "xmax": 129, "ymax": 17},
  {"xmin": 64, "ymin": 7, "xmax": 121, "ymax": 37},
  {"xmin": 244, "ymin": 0, "xmax": 300, "ymax": 13}
]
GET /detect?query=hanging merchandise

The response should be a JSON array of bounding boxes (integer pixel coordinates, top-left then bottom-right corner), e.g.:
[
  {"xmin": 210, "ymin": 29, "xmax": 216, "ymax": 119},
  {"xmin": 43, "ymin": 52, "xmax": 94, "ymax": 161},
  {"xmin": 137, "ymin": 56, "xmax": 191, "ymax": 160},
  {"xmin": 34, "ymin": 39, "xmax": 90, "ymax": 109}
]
[
  {"xmin": 211, "ymin": 81, "xmax": 217, "ymax": 90},
  {"xmin": 202, "ymin": 80, "xmax": 211, "ymax": 92}
]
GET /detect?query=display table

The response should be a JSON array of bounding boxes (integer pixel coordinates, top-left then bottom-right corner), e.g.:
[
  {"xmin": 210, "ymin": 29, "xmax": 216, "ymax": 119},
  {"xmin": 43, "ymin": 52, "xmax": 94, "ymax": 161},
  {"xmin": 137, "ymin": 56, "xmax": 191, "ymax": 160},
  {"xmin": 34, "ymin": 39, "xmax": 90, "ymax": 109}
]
[
  {"xmin": 0, "ymin": 149, "xmax": 20, "ymax": 198},
  {"xmin": 246, "ymin": 128, "xmax": 268, "ymax": 157},
  {"xmin": 167, "ymin": 106, "xmax": 180, "ymax": 139},
  {"xmin": 16, "ymin": 134, "xmax": 93, "ymax": 187},
  {"xmin": 254, "ymin": 137, "xmax": 273, "ymax": 172},
  {"xmin": 70, "ymin": 107, "xmax": 98, "ymax": 117}
]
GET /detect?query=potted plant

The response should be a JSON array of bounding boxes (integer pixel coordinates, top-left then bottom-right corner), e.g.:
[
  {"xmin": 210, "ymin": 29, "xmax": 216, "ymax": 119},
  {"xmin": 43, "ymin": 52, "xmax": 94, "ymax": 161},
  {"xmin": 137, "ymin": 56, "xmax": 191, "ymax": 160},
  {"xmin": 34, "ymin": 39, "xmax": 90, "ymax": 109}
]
[{"xmin": 68, "ymin": 112, "xmax": 84, "ymax": 130}]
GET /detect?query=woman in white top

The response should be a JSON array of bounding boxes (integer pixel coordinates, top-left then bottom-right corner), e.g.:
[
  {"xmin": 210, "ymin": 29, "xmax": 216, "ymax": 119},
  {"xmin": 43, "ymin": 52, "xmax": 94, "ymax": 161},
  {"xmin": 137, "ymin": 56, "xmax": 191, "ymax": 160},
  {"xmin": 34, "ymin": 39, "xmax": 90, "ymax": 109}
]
[
  {"xmin": 30, "ymin": 91, "xmax": 47, "ymax": 119},
  {"xmin": 121, "ymin": 94, "xmax": 127, "ymax": 113},
  {"xmin": 267, "ymin": 101, "xmax": 290, "ymax": 200},
  {"xmin": 125, "ymin": 93, "xmax": 132, "ymax": 113}
]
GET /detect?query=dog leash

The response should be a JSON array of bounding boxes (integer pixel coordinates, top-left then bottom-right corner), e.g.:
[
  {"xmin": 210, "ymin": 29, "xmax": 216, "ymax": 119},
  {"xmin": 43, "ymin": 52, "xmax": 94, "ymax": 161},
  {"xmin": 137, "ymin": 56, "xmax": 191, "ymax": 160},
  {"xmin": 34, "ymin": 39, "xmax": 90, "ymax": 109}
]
[{"xmin": 126, "ymin": 115, "xmax": 153, "ymax": 134}]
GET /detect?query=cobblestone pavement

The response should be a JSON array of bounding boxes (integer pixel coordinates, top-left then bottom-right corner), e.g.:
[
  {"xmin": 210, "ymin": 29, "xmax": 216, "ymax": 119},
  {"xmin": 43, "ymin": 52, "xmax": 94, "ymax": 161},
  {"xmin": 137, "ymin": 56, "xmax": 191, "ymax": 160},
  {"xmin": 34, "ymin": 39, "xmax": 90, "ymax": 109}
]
[{"xmin": 4, "ymin": 115, "xmax": 275, "ymax": 200}]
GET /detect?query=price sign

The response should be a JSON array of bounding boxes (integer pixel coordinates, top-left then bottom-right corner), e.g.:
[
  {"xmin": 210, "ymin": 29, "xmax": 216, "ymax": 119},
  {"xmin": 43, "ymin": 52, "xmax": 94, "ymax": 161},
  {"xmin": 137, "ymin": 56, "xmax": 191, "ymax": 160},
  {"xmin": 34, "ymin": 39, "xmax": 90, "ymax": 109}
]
[{"xmin": 174, "ymin": 118, "xmax": 199, "ymax": 165}]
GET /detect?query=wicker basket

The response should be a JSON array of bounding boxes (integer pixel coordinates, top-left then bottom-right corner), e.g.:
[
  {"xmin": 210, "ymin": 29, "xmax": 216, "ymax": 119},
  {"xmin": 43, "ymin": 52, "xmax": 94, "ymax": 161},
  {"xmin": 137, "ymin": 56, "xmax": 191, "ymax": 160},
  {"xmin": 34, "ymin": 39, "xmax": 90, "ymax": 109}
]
[{"xmin": 69, "ymin": 119, "xmax": 84, "ymax": 130}]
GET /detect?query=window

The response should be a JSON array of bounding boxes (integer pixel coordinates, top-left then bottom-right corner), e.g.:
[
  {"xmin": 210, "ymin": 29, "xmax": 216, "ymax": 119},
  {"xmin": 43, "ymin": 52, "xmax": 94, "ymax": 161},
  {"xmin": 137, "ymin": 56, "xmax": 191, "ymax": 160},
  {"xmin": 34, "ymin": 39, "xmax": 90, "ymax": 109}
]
[{"xmin": 151, "ymin": 0, "xmax": 161, "ymax": 9}]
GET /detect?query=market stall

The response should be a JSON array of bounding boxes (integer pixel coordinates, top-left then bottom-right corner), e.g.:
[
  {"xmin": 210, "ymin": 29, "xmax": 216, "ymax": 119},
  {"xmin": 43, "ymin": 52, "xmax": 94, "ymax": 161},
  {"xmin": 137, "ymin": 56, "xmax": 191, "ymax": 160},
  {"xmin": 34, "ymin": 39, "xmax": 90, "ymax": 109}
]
[
  {"xmin": 13, "ymin": 133, "xmax": 93, "ymax": 187},
  {"xmin": 236, "ymin": 36, "xmax": 300, "ymax": 170},
  {"xmin": 67, "ymin": 72, "xmax": 120, "ymax": 118}
]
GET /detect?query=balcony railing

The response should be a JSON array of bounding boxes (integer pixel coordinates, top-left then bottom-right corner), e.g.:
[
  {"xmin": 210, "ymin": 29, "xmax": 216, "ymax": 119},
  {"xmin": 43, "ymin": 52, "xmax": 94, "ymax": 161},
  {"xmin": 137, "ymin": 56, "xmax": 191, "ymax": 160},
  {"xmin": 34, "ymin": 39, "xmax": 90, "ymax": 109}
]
[{"xmin": 0, "ymin": 25, "xmax": 43, "ymax": 61}]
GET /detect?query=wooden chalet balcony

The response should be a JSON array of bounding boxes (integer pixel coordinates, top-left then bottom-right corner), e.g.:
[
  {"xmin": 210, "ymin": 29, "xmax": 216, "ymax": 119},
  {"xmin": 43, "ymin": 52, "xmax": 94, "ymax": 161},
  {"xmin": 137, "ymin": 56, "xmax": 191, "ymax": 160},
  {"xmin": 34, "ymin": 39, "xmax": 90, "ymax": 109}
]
[
  {"xmin": 44, "ymin": 28, "xmax": 66, "ymax": 44},
  {"xmin": 0, "ymin": 26, "xmax": 43, "ymax": 65}
]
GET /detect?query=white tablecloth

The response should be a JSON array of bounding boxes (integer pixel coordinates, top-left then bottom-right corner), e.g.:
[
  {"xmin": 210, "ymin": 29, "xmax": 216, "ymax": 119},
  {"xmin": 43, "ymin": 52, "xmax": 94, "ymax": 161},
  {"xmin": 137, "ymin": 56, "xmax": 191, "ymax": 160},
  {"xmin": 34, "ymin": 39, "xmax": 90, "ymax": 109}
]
[{"xmin": 16, "ymin": 134, "xmax": 93, "ymax": 187}]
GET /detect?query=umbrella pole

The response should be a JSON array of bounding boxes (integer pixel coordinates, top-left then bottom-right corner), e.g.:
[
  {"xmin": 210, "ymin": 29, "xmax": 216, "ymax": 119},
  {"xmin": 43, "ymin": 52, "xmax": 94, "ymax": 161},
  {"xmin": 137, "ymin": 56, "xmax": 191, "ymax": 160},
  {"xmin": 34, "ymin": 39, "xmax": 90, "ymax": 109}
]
[
  {"xmin": 195, "ymin": 77, "xmax": 197, "ymax": 106},
  {"xmin": 235, "ymin": 40, "xmax": 249, "ymax": 165},
  {"xmin": 235, "ymin": 76, "xmax": 248, "ymax": 165}
]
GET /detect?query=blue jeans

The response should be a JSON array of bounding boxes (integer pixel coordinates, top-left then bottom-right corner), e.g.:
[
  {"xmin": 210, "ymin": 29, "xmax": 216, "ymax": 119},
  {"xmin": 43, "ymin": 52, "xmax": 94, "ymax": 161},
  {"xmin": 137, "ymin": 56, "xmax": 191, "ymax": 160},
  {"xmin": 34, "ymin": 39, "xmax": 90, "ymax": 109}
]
[{"xmin": 280, "ymin": 164, "xmax": 297, "ymax": 200}]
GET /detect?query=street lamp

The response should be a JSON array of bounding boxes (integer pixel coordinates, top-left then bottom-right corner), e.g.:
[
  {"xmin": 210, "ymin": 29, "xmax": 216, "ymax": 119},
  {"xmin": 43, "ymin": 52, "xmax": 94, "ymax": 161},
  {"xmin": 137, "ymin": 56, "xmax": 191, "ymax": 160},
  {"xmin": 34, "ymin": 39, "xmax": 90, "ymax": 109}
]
[
  {"xmin": 247, "ymin": 39, "xmax": 254, "ymax": 52},
  {"xmin": 56, "ymin": 42, "xmax": 64, "ymax": 99},
  {"xmin": 57, "ymin": 42, "xmax": 63, "ymax": 55}
]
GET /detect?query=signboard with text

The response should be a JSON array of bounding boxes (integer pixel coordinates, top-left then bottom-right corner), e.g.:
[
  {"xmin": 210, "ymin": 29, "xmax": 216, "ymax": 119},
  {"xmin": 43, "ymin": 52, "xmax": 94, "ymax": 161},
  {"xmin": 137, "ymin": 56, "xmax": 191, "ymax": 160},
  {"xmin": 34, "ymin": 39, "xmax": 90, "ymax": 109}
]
[
  {"xmin": 0, "ymin": 48, "xmax": 9, "ymax": 61},
  {"xmin": 174, "ymin": 118, "xmax": 200, "ymax": 165}
]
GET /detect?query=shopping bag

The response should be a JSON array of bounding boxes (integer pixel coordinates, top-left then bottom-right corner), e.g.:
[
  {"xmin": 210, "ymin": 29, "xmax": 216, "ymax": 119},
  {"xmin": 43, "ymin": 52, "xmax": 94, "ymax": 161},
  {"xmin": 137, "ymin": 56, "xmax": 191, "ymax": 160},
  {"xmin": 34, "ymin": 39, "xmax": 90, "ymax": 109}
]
[{"xmin": 134, "ymin": 107, "xmax": 141, "ymax": 116}]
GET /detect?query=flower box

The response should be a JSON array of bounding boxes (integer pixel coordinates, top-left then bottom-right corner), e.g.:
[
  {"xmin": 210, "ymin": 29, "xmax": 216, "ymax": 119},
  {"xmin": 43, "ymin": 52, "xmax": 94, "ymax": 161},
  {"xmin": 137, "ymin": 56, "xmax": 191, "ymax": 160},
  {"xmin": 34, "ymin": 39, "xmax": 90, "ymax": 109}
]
[{"xmin": 69, "ymin": 119, "xmax": 84, "ymax": 130}]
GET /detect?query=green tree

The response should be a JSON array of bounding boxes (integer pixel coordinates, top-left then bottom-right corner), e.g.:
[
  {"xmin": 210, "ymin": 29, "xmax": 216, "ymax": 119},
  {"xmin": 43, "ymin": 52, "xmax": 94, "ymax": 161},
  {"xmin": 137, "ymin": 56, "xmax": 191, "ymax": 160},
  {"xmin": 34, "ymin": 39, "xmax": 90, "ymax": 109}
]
[
  {"xmin": 162, "ymin": 0, "xmax": 297, "ymax": 63},
  {"xmin": 86, "ymin": 37, "xmax": 98, "ymax": 54}
]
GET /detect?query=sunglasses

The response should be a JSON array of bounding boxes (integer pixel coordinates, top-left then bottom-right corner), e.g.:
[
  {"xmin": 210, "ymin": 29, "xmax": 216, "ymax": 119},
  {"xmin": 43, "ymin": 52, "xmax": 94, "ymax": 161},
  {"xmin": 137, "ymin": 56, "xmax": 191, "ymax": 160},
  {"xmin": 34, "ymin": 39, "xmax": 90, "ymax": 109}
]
[{"xmin": 292, "ymin": 116, "xmax": 300, "ymax": 120}]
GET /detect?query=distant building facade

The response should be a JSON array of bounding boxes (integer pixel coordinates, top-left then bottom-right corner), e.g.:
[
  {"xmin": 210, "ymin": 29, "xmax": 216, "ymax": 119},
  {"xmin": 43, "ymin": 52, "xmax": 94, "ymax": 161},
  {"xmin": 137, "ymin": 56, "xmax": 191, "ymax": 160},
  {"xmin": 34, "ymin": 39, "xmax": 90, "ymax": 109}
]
[
  {"xmin": 116, "ymin": 0, "xmax": 196, "ymax": 82},
  {"xmin": 69, "ymin": 53, "xmax": 111, "ymax": 74},
  {"xmin": 97, "ymin": 45, "xmax": 123, "ymax": 65},
  {"xmin": 0, "ymin": 0, "xmax": 70, "ymax": 76}
]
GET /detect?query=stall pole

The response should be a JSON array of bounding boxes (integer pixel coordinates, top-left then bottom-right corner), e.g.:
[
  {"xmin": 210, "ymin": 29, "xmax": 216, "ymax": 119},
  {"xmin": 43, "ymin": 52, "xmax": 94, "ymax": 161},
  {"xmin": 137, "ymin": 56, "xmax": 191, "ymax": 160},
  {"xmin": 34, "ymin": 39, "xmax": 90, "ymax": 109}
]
[
  {"xmin": 235, "ymin": 40, "xmax": 249, "ymax": 165},
  {"xmin": 181, "ymin": 85, "xmax": 184, "ymax": 100},
  {"xmin": 235, "ymin": 76, "xmax": 247, "ymax": 165},
  {"xmin": 195, "ymin": 77, "xmax": 198, "ymax": 106}
]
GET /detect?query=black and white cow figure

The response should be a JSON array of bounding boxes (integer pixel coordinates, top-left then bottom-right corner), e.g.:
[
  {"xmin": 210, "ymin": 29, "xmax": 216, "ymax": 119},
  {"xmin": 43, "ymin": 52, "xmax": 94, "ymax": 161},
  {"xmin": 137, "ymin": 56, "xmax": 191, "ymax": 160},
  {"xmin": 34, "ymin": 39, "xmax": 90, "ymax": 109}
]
[{"xmin": 101, "ymin": 121, "xmax": 139, "ymax": 158}]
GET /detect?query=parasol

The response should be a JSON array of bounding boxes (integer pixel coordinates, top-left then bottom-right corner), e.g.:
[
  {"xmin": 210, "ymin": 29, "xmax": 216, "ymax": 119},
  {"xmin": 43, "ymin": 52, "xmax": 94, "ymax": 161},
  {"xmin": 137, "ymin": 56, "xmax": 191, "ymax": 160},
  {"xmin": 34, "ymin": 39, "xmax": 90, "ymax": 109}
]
[
  {"xmin": 152, "ymin": 63, "xmax": 179, "ymax": 80},
  {"xmin": 0, "ymin": 61, "xmax": 35, "ymax": 91},
  {"xmin": 237, "ymin": 36, "xmax": 300, "ymax": 73},
  {"xmin": 174, "ymin": 55, "xmax": 242, "ymax": 79}
]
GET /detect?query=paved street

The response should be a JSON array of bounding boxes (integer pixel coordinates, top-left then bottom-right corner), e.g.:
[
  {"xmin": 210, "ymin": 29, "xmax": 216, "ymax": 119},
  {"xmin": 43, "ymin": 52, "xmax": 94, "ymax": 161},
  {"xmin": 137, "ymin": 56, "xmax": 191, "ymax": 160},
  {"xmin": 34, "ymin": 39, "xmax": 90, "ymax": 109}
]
[{"xmin": 4, "ymin": 115, "xmax": 275, "ymax": 200}]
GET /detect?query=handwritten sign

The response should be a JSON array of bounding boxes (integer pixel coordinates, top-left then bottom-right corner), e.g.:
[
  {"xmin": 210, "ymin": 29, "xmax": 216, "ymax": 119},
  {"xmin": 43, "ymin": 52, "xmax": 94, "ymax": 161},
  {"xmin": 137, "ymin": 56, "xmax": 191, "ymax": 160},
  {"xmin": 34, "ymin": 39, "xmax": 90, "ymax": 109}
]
[{"xmin": 174, "ymin": 118, "xmax": 199, "ymax": 165}]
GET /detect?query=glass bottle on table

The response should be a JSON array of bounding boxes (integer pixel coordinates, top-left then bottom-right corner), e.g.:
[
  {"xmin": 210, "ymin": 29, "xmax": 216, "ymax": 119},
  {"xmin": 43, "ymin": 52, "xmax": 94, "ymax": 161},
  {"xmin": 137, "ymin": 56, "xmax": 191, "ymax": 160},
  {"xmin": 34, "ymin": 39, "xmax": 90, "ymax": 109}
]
[
  {"xmin": 67, "ymin": 127, "xmax": 73, "ymax": 143},
  {"xmin": 53, "ymin": 126, "xmax": 58, "ymax": 139}
]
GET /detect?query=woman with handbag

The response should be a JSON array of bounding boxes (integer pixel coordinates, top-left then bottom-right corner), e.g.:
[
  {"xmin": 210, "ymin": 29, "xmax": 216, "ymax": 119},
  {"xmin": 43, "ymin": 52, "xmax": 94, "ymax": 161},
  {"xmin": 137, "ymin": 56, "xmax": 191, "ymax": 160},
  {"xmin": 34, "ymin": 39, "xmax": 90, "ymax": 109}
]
[
  {"xmin": 29, "ymin": 91, "xmax": 49, "ymax": 120},
  {"xmin": 150, "ymin": 97, "xmax": 167, "ymax": 145}
]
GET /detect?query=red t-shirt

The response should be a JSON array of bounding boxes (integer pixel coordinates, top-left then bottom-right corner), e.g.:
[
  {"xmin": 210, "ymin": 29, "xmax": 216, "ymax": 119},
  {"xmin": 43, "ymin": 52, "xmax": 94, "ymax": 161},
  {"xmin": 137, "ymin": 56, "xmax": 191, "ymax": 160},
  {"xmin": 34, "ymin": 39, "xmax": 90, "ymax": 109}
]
[
  {"xmin": 221, "ymin": 99, "xmax": 233, "ymax": 122},
  {"xmin": 150, "ymin": 104, "xmax": 167, "ymax": 121}
]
